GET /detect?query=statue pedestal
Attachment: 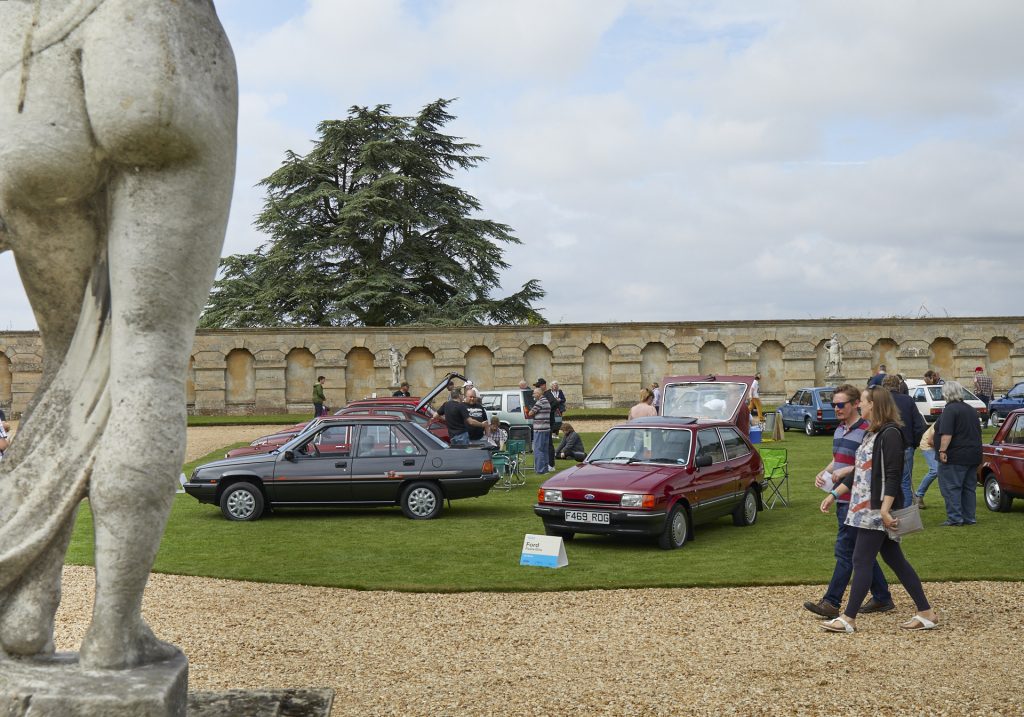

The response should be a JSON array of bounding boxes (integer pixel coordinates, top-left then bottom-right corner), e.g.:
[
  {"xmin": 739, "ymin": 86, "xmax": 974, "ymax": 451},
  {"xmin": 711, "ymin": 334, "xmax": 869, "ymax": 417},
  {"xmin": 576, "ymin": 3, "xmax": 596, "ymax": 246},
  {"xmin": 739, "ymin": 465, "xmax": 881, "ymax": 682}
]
[
  {"xmin": 827, "ymin": 374, "xmax": 846, "ymax": 386},
  {"xmin": 0, "ymin": 651, "xmax": 187, "ymax": 716}
]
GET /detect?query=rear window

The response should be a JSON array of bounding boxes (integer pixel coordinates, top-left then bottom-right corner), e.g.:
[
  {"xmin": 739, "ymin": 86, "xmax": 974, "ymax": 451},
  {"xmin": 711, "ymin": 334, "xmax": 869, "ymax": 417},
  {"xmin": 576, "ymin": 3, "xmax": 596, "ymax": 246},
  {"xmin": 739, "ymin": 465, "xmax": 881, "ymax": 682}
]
[
  {"xmin": 818, "ymin": 390, "xmax": 834, "ymax": 404},
  {"xmin": 927, "ymin": 387, "xmax": 944, "ymax": 401}
]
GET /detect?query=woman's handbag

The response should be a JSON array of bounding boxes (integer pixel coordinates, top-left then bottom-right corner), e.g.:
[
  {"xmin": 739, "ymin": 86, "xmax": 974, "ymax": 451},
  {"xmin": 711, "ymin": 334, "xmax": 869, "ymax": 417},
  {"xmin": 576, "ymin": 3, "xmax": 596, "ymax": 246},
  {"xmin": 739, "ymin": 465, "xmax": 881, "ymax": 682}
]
[{"xmin": 886, "ymin": 504, "xmax": 924, "ymax": 539}]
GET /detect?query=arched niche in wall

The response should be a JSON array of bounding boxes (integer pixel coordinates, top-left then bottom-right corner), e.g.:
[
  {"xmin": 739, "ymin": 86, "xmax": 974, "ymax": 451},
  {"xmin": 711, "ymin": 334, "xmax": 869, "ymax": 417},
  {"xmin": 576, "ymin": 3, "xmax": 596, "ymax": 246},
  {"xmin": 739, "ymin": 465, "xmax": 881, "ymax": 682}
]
[
  {"xmin": 524, "ymin": 344, "xmax": 553, "ymax": 385},
  {"xmin": 185, "ymin": 356, "xmax": 196, "ymax": 406},
  {"xmin": 465, "ymin": 346, "xmax": 495, "ymax": 389},
  {"xmin": 582, "ymin": 343, "xmax": 611, "ymax": 406},
  {"xmin": 0, "ymin": 351, "xmax": 12, "ymax": 409},
  {"xmin": 641, "ymin": 342, "xmax": 668, "ymax": 389},
  {"xmin": 285, "ymin": 348, "xmax": 315, "ymax": 406},
  {"xmin": 225, "ymin": 348, "xmax": 256, "ymax": 405},
  {"xmin": 871, "ymin": 339, "xmax": 898, "ymax": 375},
  {"xmin": 698, "ymin": 340, "xmax": 726, "ymax": 376},
  {"xmin": 405, "ymin": 347, "xmax": 435, "ymax": 396},
  {"xmin": 346, "ymin": 347, "xmax": 376, "ymax": 402},
  {"xmin": 813, "ymin": 338, "xmax": 829, "ymax": 386},
  {"xmin": 757, "ymin": 340, "xmax": 784, "ymax": 394},
  {"xmin": 929, "ymin": 338, "xmax": 955, "ymax": 380},
  {"xmin": 987, "ymin": 337, "xmax": 1013, "ymax": 389}
]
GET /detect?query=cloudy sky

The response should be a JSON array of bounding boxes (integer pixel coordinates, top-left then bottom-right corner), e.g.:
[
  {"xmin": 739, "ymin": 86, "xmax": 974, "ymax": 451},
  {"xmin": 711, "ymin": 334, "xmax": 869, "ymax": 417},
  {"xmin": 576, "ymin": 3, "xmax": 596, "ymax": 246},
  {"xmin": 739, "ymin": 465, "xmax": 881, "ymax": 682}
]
[{"xmin": 2, "ymin": 0, "xmax": 1022, "ymax": 330}]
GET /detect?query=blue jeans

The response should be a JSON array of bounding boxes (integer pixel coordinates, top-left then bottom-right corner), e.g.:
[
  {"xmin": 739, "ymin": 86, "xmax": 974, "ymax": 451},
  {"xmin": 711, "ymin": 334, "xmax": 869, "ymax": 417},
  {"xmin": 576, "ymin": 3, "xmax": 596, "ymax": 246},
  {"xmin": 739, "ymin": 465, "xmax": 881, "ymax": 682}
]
[
  {"xmin": 533, "ymin": 430, "xmax": 551, "ymax": 473},
  {"xmin": 900, "ymin": 446, "xmax": 915, "ymax": 508},
  {"xmin": 449, "ymin": 432, "xmax": 470, "ymax": 446},
  {"xmin": 823, "ymin": 501, "xmax": 892, "ymax": 608},
  {"xmin": 937, "ymin": 462, "xmax": 978, "ymax": 524},
  {"xmin": 916, "ymin": 449, "xmax": 938, "ymax": 498}
]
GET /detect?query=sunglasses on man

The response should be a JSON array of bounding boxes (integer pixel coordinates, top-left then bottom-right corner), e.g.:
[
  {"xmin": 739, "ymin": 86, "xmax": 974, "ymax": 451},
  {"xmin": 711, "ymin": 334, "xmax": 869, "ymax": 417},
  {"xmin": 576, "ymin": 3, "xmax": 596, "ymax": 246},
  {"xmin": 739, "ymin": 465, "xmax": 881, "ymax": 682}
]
[{"xmin": 830, "ymin": 401, "xmax": 850, "ymax": 409}]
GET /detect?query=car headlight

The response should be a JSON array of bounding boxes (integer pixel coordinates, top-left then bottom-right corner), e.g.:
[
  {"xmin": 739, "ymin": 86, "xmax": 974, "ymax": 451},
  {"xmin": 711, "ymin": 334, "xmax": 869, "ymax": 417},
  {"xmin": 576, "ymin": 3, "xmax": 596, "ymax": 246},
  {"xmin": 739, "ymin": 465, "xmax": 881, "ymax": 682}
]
[
  {"xmin": 542, "ymin": 489, "xmax": 563, "ymax": 503},
  {"xmin": 621, "ymin": 493, "xmax": 655, "ymax": 509}
]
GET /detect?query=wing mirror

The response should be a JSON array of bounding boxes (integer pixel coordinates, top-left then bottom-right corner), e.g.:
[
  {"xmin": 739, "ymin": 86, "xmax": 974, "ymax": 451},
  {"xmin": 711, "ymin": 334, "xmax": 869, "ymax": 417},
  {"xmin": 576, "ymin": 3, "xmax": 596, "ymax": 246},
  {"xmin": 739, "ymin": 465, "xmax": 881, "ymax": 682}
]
[
  {"xmin": 695, "ymin": 454, "xmax": 713, "ymax": 468},
  {"xmin": 283, "ymin": 450, "xmax": 295, "ymax": 461}
]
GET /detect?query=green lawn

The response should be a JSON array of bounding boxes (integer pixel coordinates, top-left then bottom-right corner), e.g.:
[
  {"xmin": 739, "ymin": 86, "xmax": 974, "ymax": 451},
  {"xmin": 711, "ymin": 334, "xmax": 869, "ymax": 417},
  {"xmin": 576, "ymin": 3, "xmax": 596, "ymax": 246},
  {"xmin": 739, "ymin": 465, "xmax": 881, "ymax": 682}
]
[{"xmin": 66, "ymin": 428, "xmax": 1023, "ymax": 591}]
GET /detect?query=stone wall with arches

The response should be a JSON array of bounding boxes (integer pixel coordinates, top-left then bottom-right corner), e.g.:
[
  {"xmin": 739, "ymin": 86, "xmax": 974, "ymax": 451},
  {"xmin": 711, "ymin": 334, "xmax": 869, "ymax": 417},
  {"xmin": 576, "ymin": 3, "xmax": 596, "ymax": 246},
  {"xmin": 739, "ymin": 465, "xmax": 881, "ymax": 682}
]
[{"xmin": 2, "ymin": 316, "xmax": 1023, "ymax": 416}]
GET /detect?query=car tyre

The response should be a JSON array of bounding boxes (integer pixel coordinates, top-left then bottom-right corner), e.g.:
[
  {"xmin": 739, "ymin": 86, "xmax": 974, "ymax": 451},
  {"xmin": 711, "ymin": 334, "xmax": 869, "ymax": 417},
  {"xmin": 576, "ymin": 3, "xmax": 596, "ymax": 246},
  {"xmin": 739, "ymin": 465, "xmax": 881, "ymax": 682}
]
[
  {"xmin": 732, "ymin": 487, "xmax": 758, "ymax": 527},
  {"xmin": 984, "ymin": 475, "xmax": 1012, "ymax": 513},
  {"xmin": 219, "ymin": 482, "xmax": 264, "ymax": 521},
  {"xmin": 658, "ymin": 503, "xmax": 688, "ymax": 550},
  {"xmin": 401, "ymin": 481, "xmax": 443, "ymax": 520},
  {"xmin": 544, "ymin": 523, "xmax": 575, "ymax": 541},
  {"xmin": 990, "ymin": 411, "xmax": 1001, "ymax": 428},
  {"xmin": 804, "ymin": 418, "xmax": 816, "ymax": 436}
]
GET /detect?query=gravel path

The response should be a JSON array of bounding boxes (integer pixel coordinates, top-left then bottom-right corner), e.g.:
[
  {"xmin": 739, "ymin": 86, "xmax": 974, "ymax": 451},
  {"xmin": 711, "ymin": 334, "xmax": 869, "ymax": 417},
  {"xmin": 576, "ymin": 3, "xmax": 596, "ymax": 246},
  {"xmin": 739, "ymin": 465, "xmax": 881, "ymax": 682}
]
[
  {"xmin": 54, "ymin": 567, "xmax": 1021, "ymax": 716},
  {"xmin": 185, "ymin": 425, "xmax": 294, "ymax": 462}
]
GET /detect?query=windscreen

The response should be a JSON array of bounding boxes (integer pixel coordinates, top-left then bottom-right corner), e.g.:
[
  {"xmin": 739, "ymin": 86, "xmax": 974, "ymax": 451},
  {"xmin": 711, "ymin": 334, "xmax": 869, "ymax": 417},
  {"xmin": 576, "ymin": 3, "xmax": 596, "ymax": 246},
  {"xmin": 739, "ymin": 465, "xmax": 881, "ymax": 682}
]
[
  {"xmin": 662, "ymin": 382, "xmax": 747, "ymax": 421},
  {"xmin": 588, "ymin": 427, "xmax": 691, "ymax": 465}
]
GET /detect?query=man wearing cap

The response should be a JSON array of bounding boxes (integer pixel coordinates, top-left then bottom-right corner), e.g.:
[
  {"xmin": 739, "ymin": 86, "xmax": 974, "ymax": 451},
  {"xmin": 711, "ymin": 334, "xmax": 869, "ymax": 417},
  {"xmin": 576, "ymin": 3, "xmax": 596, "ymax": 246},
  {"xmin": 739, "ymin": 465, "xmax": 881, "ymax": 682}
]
[
  {"xmin": 973, "ymin": 366, "xmax": 993, "ymax": 427},
  {"xmin": 533, "ymin": 378, "xmax": 559, "ymax": 468}
]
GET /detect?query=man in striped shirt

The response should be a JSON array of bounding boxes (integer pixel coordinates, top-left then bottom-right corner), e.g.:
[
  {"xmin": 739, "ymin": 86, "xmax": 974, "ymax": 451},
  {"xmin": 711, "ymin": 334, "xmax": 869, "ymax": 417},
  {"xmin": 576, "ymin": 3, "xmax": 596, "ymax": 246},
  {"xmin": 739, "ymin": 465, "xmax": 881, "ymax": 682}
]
[
  {"xmin": 974, "ymin": 367, "xmax": 993, "ymax": 427},
  {"xmin": 804, "ymin": 384, "xmax": 894, "ymax": 618}
]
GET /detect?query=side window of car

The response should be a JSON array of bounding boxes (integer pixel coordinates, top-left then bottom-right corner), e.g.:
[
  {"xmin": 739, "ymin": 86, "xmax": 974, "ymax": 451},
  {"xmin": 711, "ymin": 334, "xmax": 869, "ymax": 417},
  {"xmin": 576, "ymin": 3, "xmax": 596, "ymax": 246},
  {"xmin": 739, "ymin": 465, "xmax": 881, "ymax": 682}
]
[
  {"xmin": 789, "ymin": 392, "xmax": 801, "ymax": 404},
  {"xmin": 719, "ymin": 427, "xmax": 750, "ymax": 460},
  {"xmin": 799, "ymin": 392, "xmax": 812, "ymax": 406},
  {"xmin": 508, "ymin": 394, "xmax": 522, "ymax": 413},
  {"xmin": 356, "ymin": 425, "xmax": 392, "ymax": 458},
  {"xmin": 309, "ymin": 425, "xmax": 351, "ymax": 456},
  {"xmin": 1009, "ymin": 416, "xmax": 1024, "ymax": 445},
  {"xmin": 1009, "ymin": 384, "xmax": 1024, "ymax": 399},
  {"xmin": 695, "ymin": 429, "xmax": 726, "ymax": 464},
  {"xmin": 913, "ymin": 388, "xmax": 925, "ymax": 402},
  {"xmin": 481, "ymin": 394, "xmax": 502, "ymax": 412},
  {"xmin": 390, "ymin": 426, "xmax": 424, "ymax": 456}
]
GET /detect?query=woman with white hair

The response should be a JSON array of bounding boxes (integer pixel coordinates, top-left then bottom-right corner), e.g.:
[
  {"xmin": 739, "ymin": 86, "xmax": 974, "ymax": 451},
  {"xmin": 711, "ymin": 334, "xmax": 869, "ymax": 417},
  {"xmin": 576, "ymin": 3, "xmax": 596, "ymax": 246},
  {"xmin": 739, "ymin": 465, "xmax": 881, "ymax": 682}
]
[{"xmin": 934, "ymin": 381, "xmax": 983, "ymax": 526}]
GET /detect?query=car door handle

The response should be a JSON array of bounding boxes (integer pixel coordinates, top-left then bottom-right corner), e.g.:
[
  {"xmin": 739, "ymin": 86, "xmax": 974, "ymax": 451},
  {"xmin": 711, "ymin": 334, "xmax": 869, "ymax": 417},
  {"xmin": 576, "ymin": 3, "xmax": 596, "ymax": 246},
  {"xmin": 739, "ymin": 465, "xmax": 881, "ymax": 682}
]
[
  {"xmin": 403, "ymin": 459, "xmax": 415, "ymax": 466},
  {"xmin": 335, "ymin": 461, "xmax": 348, "ymax": 468}
]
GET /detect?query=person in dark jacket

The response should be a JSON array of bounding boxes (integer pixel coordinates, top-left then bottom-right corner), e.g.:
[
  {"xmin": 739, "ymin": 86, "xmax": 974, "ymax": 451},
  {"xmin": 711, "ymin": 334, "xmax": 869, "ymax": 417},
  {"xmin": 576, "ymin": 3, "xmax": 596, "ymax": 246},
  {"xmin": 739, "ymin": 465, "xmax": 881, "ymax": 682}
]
[
  {"xmin": 882, "ymin": 374, "xmax": 926, "ymax": 508},
  {"xmin": 392, "ymin": 381, "xmax": 411, "ymax": 397},
  {"xmin": 935, "ymin": 381, "xmax": 983, "ymax": 526},
  {"xmin": 554, "ymin": 422, "xmax": 586, "ymax": 462},
  {"xmin": 818, "ymin": 386, "xmax": 938, "ymax": 633}
]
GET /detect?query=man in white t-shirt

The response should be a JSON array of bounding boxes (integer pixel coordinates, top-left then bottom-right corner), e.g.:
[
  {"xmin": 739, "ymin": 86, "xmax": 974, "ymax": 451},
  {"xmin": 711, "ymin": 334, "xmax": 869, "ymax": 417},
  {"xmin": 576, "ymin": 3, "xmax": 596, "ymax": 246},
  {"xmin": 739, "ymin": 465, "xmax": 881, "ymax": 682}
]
[{"xmin": 749, "ymin": 373, "xmax": 763, "ymax": 423}]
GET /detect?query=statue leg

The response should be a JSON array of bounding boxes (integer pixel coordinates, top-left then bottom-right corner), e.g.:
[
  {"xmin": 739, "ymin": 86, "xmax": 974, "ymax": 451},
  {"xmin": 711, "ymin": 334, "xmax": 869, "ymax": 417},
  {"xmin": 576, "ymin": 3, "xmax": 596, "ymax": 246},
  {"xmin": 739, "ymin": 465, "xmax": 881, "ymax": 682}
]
[
  {"xmin": 78, "ymin": 162, "xmax": 228, "ymax": 670},
  {"xmin": 0, "ymin": 206, "xmax": 98, "ymax": 657}
]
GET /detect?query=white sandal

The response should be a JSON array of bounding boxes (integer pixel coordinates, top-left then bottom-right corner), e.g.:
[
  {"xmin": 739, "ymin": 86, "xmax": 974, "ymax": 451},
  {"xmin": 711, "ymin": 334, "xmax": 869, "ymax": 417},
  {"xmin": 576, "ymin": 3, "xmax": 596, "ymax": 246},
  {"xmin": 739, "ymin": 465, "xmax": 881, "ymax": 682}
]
[
  {"xmin": 900, "ymin": 614, "xmax": 939, "ymax": 631},
  {"xmin": 821, "ymin": 616, "xmax": 855, "ymax": 633}
]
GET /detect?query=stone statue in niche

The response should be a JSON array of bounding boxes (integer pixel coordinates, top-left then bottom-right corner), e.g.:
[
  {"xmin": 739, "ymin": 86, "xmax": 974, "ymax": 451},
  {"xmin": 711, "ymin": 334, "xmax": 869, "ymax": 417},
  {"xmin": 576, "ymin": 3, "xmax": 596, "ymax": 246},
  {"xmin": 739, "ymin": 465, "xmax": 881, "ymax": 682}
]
[
  {"xmin": 389, "ymin": 347, "xmax": 403, "ymax": 387},
  {"xmin": 0, "ymin": 0, "xmax": 237, "ymax": 672},
  {"xmin": 826, "ymin": 333, "xmax": 844, "ymax": 377}
]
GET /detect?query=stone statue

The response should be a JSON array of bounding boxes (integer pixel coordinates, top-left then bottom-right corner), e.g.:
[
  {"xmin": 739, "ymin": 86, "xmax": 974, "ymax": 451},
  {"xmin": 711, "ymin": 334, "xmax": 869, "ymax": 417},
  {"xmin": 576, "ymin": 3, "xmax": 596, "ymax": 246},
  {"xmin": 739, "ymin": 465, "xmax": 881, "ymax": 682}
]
[
  {"xmin": 0, "ymin": 0, "xmax": 237, "ymax": 674},
  {"xmin": 826, "ymin": 333, "xmax": 843, "ymax": 377},
  {"xmin": 389, "ymin": 347, "xmax": 403, "ymax": 387}
]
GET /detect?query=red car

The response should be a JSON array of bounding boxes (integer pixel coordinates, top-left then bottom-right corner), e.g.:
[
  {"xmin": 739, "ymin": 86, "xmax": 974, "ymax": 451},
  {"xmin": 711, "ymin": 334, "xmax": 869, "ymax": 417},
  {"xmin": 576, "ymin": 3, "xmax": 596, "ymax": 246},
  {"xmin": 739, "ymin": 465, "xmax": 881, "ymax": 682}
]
[
  {"xmin": 978, "ymin": 407, "xmax": 1024, "ymax": 512},
  {"xmin": 534, "ymin": 376, "xmax": 763, "ymax": 549},
  {"xmin": 224, "ymin": 373, "xmax": 467, "ymax": 458}
]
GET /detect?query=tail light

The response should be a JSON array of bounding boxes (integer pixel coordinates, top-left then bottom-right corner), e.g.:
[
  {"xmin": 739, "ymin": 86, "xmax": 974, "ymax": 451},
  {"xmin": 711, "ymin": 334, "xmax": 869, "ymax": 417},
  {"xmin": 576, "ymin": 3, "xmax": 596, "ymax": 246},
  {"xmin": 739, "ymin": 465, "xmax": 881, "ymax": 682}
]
[
  {"xmin": 930, "ymin": 408, "xmax": 942, "ymax": 415},
  {"xmin": 482, "ymin": 459, "xmax": 494, "ymax": 474},
  {"xmin": 817, "ymin": 409, "xmax": 823, "ymax": 420}
]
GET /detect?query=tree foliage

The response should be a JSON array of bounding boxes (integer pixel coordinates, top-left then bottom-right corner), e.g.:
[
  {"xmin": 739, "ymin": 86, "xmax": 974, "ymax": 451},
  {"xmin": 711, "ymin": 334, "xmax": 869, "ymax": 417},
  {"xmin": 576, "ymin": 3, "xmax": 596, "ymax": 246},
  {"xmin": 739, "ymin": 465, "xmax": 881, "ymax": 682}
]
[{"xmin": 200, "ymin": 99, "xmax": 545, "ymax": 328}]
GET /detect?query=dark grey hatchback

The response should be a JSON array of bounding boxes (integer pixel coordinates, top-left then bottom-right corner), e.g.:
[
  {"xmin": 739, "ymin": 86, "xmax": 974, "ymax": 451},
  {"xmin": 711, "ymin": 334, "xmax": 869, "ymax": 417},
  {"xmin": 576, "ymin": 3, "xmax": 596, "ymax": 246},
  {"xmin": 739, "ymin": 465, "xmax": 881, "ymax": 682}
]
[{"xmin": 185, "ymin": 416, "xmax": 499, "ymax": 521}]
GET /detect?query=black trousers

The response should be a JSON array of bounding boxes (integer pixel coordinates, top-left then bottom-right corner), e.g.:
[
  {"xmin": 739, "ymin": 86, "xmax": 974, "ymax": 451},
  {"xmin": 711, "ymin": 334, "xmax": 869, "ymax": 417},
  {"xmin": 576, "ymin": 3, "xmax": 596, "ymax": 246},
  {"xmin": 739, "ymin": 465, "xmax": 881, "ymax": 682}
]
[{"xmin": 845, "ymin": 527, "xmax": 930, "ymax": 619}]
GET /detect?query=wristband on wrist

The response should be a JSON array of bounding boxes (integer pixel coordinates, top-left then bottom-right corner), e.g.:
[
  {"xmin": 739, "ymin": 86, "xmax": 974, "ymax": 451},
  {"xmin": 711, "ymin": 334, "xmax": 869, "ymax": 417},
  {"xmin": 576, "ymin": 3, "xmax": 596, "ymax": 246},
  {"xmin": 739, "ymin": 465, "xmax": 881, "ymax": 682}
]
[{"xmin": 829, "ymin": 489, "xmax": 839, "ymax": 499}]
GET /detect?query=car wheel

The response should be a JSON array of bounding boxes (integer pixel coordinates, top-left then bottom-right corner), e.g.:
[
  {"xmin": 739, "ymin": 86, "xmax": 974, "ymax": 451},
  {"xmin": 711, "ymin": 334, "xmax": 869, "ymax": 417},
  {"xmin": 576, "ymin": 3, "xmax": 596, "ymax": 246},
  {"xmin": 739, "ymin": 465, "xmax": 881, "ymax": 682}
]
[
  {"xmin": 804, "ymin": 418, "xmax": 816, "ymax": 436},
  {"xmin": 401, "ymin": 481, "xmax": 443, "ymax": 520},
  {"xmin": 658, "ymin": 503, "xmax": 688, "ymax": 550},
  {"xmin": 544, "ymin": 523, "xmax": 575, "ymax": 541},
  {"xmin": 732, "ymin": 487, "xmax": 758, "ymax": 527},
  {"xmin": 219, "ymin": 482, "xmax": 264, "ymax": 521},
  {"xmin": 984, "ymin": 475, "xmax": 1012, "ymax": 513},
  {"xmin": 779, "ymin": 412, "xmax": 789, "ymax": 431},
  {"xmin": 990, "ymin": 411, "xmax": 1001, "ymax": 428}
]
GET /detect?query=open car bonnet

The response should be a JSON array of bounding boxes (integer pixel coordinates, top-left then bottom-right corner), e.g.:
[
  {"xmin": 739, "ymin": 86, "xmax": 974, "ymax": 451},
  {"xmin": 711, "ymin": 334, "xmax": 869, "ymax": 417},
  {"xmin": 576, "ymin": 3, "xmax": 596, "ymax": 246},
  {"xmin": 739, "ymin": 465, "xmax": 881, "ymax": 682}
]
[
  {"xmin": 659, "ymin": 375, "xmax": 754, "ymax": 428},
  {"xmin": 415, "ymin": 371, "xmax": 469, "ymax": 413}
]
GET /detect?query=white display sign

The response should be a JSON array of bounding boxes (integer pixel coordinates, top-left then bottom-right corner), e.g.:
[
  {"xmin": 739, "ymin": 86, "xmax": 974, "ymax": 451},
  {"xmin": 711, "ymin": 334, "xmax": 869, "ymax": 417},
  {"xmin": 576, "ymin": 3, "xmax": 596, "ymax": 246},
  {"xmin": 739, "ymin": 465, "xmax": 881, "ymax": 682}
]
[
  {"xmin": 177, "ymin": 473, "xmax": 187, "ymax": 494},
  {"xmin": 520, "ymin": 533, "xmax": 568, "ymax": 568}
]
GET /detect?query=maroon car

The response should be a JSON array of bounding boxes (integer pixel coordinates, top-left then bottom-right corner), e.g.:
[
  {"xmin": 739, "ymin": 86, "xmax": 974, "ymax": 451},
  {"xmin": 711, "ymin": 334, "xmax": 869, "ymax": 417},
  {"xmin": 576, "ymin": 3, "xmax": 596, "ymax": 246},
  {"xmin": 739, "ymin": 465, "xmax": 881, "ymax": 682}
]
[
  {"xmin": 534, "ymin": 376, "xmax": 763, "ymax": 549},
  {"xmin": 978, "ymin": 408, "xmax": 1024, "ymax": 512},
  {"xmin": 225, "ymin": 373, "xmax": 467, "ymax": 458}
]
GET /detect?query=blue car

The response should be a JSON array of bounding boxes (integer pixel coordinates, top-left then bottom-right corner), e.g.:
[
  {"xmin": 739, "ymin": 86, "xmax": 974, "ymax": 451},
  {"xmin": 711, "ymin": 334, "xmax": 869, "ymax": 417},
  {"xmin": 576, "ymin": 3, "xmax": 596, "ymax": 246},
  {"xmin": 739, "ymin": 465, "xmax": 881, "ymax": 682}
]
[
  {"xmin": 989, "ymin": 382, "xmax": 1024, "ymax": 427},
  {"xmin": 777, "ymin": 387, "xmax": 838, "ymax": 435}
]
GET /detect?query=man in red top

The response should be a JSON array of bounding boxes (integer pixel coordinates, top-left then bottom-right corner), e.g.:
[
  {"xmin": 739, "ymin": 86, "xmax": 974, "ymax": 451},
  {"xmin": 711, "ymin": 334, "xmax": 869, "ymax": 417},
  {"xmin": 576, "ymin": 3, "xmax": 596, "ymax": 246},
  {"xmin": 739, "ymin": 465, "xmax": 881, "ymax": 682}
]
[{"xmin": 803, "ymin": 384, "xmax": 893, "ymax": 617}]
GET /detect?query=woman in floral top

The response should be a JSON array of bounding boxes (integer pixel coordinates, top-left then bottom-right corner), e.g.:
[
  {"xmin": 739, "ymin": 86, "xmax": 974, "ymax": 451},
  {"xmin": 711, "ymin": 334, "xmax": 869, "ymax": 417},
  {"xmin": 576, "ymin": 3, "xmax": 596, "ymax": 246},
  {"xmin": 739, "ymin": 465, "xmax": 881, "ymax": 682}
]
[{"xmin": 819, "ymin": 386, "xmax": 939, "ymax": 633}]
